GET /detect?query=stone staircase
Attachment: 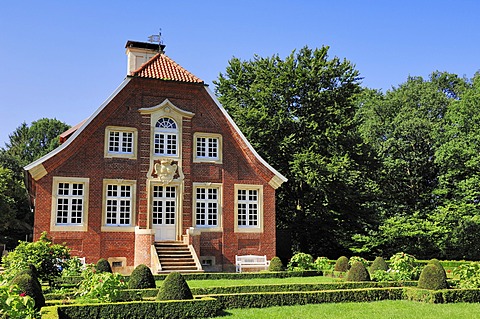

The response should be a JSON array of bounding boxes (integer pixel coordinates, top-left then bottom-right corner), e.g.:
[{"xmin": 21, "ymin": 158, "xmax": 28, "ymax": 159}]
[{"xmin": 154, "ymin": 241, "xmax": 203, "ymax": 274}]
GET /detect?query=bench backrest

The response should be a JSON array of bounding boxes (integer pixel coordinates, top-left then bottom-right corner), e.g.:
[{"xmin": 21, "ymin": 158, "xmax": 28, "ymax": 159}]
[{"xmin": 236, "ymin": 255, "xmax": 267, "ymax": 264}]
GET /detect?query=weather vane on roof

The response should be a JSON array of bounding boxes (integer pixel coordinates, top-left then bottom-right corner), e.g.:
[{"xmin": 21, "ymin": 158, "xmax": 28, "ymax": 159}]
[{"xmin": 148, "ymin": 29, "xmax": 163, "ymax": 46}]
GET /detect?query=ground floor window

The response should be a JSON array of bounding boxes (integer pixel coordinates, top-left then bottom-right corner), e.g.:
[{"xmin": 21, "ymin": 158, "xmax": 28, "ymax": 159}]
[
  {"xmin": 234, "ymin": 184, "xmax": 263, "ymax": 233},
  {"xmin": 51, "ymin": 177, "xmax": 89, "ymax": 231},
  {"xmin": 194, "ymin": 183, "xmax": 222, "ymax": 230}
]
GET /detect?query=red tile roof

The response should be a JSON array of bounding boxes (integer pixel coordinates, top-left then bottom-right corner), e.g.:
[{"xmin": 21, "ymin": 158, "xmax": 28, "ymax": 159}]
[
  {"xmin": 59, "ymin": 119, "xmax": 87, "ymax": 144},
  {"xmin": 131, "ymin": 53, "xmax": 203, "ymax": 83}
]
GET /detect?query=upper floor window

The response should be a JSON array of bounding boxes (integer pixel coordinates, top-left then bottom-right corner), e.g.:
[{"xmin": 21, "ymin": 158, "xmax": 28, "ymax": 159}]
[
  {"xmin": 154, "ymin": 118, "xmax": 178, "ymax": 156},
  {"xmin": 104, "ymin": 126, "xmax": 137, "ymax": 159},
  {"xmin": 193, "ymin": 133, "xmax": 222, "ymax": 164},
  {"xmin": 51, "ymin": 177, "xmax": 89, "ymax": 232}
]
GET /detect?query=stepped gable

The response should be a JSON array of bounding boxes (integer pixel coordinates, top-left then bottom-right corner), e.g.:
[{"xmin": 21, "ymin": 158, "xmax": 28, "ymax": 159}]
[{"xmin": 131, "ymin": 53, "xmax": 204, "ymax": 84}]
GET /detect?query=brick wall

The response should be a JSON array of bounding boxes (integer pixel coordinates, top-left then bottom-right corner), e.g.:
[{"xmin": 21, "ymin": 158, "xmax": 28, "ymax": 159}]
[{"xmin": 32, "ymin": 78, "xmax": 278, "ymax": 271}]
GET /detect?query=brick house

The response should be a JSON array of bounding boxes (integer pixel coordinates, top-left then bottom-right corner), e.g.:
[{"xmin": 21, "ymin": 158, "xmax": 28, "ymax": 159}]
[{"xmin": 24, "ymin": 41, "xmax": 286, "ymax": 273}]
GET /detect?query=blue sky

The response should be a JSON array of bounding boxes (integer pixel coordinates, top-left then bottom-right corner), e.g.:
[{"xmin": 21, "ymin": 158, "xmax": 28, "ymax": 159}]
[{"xmin": 1, "ymin": 1, "xmax": 479, "ymax": 148}]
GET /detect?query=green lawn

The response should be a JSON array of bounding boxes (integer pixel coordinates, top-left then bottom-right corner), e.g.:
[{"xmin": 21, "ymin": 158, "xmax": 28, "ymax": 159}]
[
  {"xmin": 218, "ymin": 300, "xmax": 480, "ymax": 319},
  {"xmin": 185, "ymin": 275, "xmax": 339, "ymax": 288}
]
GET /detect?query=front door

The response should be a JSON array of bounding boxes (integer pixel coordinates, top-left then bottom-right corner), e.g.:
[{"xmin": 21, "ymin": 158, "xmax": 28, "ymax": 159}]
[{"xmin": 152, "ymin": 185, "xmax": 176, "ymax": 241}]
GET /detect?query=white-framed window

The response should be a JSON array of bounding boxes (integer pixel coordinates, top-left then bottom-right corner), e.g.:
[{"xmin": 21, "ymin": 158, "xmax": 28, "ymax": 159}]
[
  {"xmin": 193, "ymin": 133, "xmax": 222, "ymax": 163},
  {"xmin": 104, "ymin": 126, "xmax": 137, "ymax": 159},
  {"xmin": 102, "ymin": 179, "xmax": 136, "ymax": 232},
  {"xmin": 234, "ymin": 184, "xmax": 263, "ymax": 233},
  {"xmin": 51, "ymin": 177, "xmax": 89, "ymax": 232},
  {"xmin": 154, "ymin": 118, "xmax": 178, "ymax": 156},
  {"xmin": 193, "ymin": 183, "xmax": 222, "ymax": 230}
]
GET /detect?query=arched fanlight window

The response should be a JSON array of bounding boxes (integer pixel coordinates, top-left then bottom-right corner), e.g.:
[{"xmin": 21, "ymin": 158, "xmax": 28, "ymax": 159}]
[{"xmin": 154, "ymin": 118, "xmax": 178, "ymax": 156}]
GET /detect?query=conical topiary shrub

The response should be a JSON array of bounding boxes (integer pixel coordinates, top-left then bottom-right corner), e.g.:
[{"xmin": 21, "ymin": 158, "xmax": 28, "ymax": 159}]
[
  {"xmin": 346, "ymin": 261, "xmax": 370, "ymax": 282},
  {"xmin": 268, "ymin": 257, "xmax": 284, "ymax": 272},
  {"xmin": 156, "ymin": 272, "xmax": 193, "ymax": 300},
  {"xmin": 369, "ymin": 256, "xmax": 388, "ymax": 274},
  {"xmin": 418, "ymin": 264, "xmax": 448, "ymax": 290},
  {"xmin": 11, "ymin": 273, "xmax": 45, "ymax": 309},
  {"xmin": 128, "ymin": 264, "xmax": 156, "ymax": 289},
  {"xmin": 428, "ymin": 259, "xmax": 447, "ymax": 279},
  {"xmin": 334, "ymin": 256, "xmax": 349, "ymax": 272},
  {"xmin": 96, "ymin": 258, "xmax": 112, "ymax": 273}
]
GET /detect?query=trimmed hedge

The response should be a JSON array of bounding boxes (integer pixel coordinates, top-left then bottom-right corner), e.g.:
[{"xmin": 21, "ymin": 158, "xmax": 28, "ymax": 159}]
[
  {"xmin": 55, "ymin": 270, "xmax": 324, "ymax": 287},
  {"xmin": 96, "ymin": 259, "xmax": 113, "ymax": 273},
  {"xmin": 404, "ymin": 288, "xmax": 480, "ymax": 303},
  {"xmin": 347, "ymin": 262, "xmax": 370, "ymax": 282},
  {"xmin": 417, "ymin": 264, "xmax": 448, "ymax": 290},
  {"xmin": 210, "ymin": 288, "xmax": 404, "ymax": 309},
  {"xmin": 45, "ymin": 281, "xmax": 418, "ymax": 302},
  {"xmin": 128, "ymin": 264, "xmax": 156, "ymax": 289},
  {"xmin": 55, "ymin": 298, "xmax": 221, "ymax": 319},
  {"xmin": 192, "ymin": 281, "xmax": 415, "ymax": 296}
]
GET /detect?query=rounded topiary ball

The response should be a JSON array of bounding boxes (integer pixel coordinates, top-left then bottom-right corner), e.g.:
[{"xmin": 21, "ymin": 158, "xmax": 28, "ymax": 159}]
[
  {"xmin": 334, "ymin": 256, "xmax": 349, "ymax": 272},
  {"xmin": 418, "ymin": 264, "xmax": 448, "ymax": 290},
  {"xmin": 346, "ymin": 261, "xmax": 370, "ymax": 282},
  {"xmin": 96, "ymin": 258, "xmax": 112, "ymax": 273},
  {"xmin": 157, "ymin": 272, "xmax": 193, "ymax": 300},
  {"xmin": 128, "ymin": 264, "xmax": 156, "ymax": 289},
  {"xmin": 369, "ymin": 256, "xmax": 388, "ymax": 274},
  {"xmin": 268, "ymin": 257, "xmax": 284, "ymax": 272},
  {"xmin": 11, "ymin": 273, "xmax": 45, "ymax": 309}
]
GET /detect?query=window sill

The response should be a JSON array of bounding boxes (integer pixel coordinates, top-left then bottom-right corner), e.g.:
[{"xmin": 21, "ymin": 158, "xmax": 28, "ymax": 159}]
[{"xmin": 101, "ymin": 226, "xmax": 135, "ymax": 232}]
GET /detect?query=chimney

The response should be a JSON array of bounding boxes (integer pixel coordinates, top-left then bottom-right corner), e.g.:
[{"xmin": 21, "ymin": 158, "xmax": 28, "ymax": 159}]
[{"xmin": 125, "ymin": 40, "xmax": 166, "ymax": 75}]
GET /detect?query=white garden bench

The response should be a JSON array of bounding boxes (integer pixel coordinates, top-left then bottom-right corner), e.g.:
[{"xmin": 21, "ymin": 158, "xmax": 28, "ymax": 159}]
[{"xmin": 235, "ymin": 255, "xmax": 270, "ymax": 273}]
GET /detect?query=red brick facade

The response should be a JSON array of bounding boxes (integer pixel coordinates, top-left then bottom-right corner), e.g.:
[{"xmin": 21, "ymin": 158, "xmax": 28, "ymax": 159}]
[{"xmin": 25, "ymin": 43, "xmax": 285, "ymax": 273}]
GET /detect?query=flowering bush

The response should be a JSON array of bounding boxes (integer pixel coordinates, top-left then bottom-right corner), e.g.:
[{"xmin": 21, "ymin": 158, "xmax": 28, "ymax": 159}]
[
  {"xmin": 349, "ymin": 256, "xmax": 368, "ymax": 268},
  {"xmin": 2, "ymin": 232, "xmax": 70, "ymax": 285},
  {"xmin": 76, "ymin": 265, "xmax": 126, "ymax": 303},
  {"xmin": 61, "ymin": 256, "xmax": 86, "ymax": 277},
  {"xmin": 287, "ymin": 252, "xmax": 314, "ymax": 271},
  {"xmin": 314, "ymin": 257, "xmax": 333, "ymax": 271},
  {"xmin": 388, "ymin": 252, "xmax": 419, "ymax": 281},
  {"xmin": 454, "ymin": 262, "xmax": 480, "ymax": 288},
  {"xmin": 370, "ymin": 269, "xmax": 392, "ymax": 282},
  {"xmin": 0, "ymin": 280, "xmax": 40, "ymax": 319}
]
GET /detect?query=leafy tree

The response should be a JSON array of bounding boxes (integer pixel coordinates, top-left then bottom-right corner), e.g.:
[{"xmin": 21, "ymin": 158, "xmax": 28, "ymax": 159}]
[
  {"xmin": 215, "ymin": 46, "xmax": 377, "ymax": 258},
  {"xmin": 2, "ymin": 232, "xmax": 70, "ymax": 285},
  {"xmin": 432, "ymin": 74, "xmax": 480, "ymax": 259},
  {"xmin": 0, "ymin": 118, "xmax": 69, "ymax": 247},
  {"xmin": 0, "ymin": 164, "xmax": 31, "ymax": 246},
  {"xmin": 3, "ymin": 118, "xmax": 70, "ymax": 166},
  {"xmin": 353, "ymin": 73, "xmax": 467, "ymax": 258}
]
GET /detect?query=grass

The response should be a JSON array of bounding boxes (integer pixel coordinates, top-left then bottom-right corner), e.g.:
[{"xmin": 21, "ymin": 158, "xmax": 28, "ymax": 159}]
[
  {"xmin": 185, "ymin": 275, "xmax": 339, "ymax": 288},
  {"xmin": 218, "ymin": 300, "xmax": 480, "ymax": 319}
]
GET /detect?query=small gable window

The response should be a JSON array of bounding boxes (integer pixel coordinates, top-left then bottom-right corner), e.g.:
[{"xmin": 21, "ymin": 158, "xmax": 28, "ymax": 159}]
[
  {"xmin": 193, "ymin": 133, "xmax": 222, "ymax": 164},
  {"xmin": 154, "ymin": 118, "xmax": 178, "ymax": 156},
  {"xmin": 104, "ymin": 126, "xmax": 137, "ymax": 159}
]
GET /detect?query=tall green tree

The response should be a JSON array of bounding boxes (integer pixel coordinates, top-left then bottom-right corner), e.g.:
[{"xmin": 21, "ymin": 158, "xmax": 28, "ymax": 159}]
[
  {"xmin": 432, "ymin": 74, "xmax": 480, "ymax": 259},
  {"xmin": 3, "ymin": 118, "xmax": 70, "ymax": 166},
  {"xmin": 215, "ymin": 47, "xmax": 377, "ymax": 258},
  {"xmin": 0, "ymin": 118, "xmax": 69, "ymax": 247},
  {"xmin": 354, "ymin": 72, "xmax": 468, "ymax": 258}
]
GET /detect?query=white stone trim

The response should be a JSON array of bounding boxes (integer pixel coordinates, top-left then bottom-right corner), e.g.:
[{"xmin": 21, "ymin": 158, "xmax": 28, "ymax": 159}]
[
  {"xmin": 204, "ymin": 87, "xmax": 287, "ymax": 187},
  {"xmin": 24, "ymin": 78, "xmax": 132, "ymax": 176}
]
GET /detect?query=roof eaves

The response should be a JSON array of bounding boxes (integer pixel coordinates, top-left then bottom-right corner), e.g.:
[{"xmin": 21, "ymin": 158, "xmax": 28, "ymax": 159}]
[
  {"xmin": 24, "ymin": 78, "xmax": 132, "ymax": 173},
  {"xmin": 204, "ymin": 86, "xmax": 287, "ymax": 188}
]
